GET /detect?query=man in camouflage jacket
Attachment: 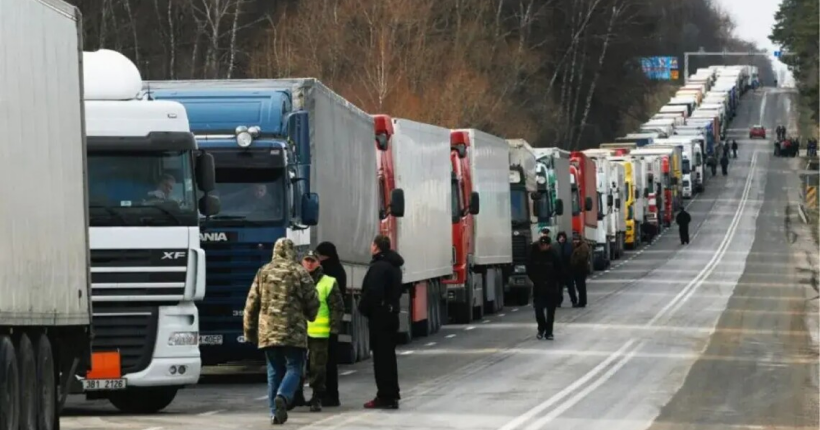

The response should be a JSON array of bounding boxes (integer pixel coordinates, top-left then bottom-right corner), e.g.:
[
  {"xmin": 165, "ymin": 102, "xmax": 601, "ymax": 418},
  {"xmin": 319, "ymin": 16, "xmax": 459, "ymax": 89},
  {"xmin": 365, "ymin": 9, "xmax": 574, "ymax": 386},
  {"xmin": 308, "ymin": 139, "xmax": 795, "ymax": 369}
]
[{"xmin": 243, "ymin": 238, "xmax": 319, "ymax": 425}]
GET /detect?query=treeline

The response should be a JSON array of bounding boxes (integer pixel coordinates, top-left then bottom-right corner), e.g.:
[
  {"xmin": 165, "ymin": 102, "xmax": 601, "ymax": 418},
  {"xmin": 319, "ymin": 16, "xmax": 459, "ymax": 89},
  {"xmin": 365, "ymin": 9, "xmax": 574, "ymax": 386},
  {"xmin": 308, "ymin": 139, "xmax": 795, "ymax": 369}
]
[
  {"xmin": 69, "ymin": 0, "xmax": 773, "ymax": 148},
  {"xmin": 770, "ymin": 0, "xmax": 819, "ymax": 126}
]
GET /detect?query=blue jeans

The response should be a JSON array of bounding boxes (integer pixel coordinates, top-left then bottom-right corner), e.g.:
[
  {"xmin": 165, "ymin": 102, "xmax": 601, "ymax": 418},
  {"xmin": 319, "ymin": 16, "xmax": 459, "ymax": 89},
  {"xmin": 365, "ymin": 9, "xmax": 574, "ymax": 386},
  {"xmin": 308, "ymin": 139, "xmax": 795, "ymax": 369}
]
[{"xmin": 264, "ymin": 346, "xmax": 306, "ymax": 416}]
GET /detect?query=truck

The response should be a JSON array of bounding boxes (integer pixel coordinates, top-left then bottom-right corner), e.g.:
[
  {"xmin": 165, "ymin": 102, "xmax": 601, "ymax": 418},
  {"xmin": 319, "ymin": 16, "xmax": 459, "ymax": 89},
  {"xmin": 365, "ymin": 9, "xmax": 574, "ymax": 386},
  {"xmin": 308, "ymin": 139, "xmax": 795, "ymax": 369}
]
[
  {"xmin": 373, "ymin": 115, "xmax": 451, "ymax": 340},
  {"xmin": 148, "ymin": 79, "xmax": 393, "ymax": 365},
  {"xmin": 1, "ymin": 0, "xmax": 90, "ymax": 426},
  {"xmin": 534, "ymin": 148, "xmax": 572, "ymax": 239},
  {"xmin": 82, "ymin": 50, "xmax": 219, "ymax": 413},
  {"xmin": 569, "ymin": 152, "xmax": 599, "ymax": 271},
  {"xmin": 446, "ymin": 130, "xmax": 510, "ymax": 322},
  {"xmin": 656, "ymin": 138, "xmax": 700, "ymax": 197},
  {"xmin": 582, "ymin": 149, "xmax": 621, "ymax": 269},
  {"xmin": 506, "ymin": 139, "xmax": 538, "ymax": 305},
  {"xmin": 653, "ymin": 144, "xmax": 684, "ymax": 211},
  {"xmin": 616, "ymin": 133, "xmax": 659, "ymax": 147},
  {"xmin": 632, "ymin": 148, "xmax": 675, "ymax": 229},
  {"xmin": 667, "ymin": 97, "xmax": 698, "ymax": 117}
]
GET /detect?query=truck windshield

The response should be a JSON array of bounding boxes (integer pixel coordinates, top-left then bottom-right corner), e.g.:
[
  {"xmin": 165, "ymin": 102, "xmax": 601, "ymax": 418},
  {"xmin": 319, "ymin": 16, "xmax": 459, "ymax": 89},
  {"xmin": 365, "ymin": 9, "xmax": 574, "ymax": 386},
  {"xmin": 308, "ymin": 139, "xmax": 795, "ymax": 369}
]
[
  {"xmin": 87, "ymin": 150, "xmax": 197, "ymax": 227},
  {"xmin": 509, "ymin": 188, "xmax": 529, "ymax": 223},
  {"xmin": 571, "ymin": 186, "xmax": 581, "ymax": 215},
  {"xmin": 207, "ymin": 168, "xmax": 286, "ymax": 224},
  {"xmin": 536, "ymin": 187, "xmax": 552, "ymax": 222},
  {"xmin": 682, "ymin": 159, "xmax": 691, "ymax": 174}
]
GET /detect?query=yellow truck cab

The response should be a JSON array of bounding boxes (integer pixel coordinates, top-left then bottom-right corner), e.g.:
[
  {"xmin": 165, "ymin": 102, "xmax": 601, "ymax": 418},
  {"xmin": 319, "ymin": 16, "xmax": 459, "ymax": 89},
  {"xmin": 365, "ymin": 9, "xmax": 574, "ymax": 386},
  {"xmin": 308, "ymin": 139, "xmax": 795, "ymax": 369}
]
[{"xmin": 619, "ymin": 160, "xmax": 637, "ymax": 247}]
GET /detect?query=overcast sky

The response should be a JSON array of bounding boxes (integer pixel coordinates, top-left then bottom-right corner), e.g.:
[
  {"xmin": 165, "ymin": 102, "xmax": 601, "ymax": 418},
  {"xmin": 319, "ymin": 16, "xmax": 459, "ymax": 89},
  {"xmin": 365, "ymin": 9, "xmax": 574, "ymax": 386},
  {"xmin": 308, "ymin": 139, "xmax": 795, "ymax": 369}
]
[{"xmin": 715, "ymin": 0, "xmax": 791, "ymax": 80}]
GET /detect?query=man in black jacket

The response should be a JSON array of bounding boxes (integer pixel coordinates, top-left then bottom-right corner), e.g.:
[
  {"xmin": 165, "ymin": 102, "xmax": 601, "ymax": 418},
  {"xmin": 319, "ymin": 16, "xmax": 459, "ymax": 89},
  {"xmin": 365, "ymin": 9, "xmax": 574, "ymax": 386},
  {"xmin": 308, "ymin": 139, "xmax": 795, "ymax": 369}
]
[
  {"xmin": 358, "ymin": 235, "xmax": 404, "ymax": 409},
  {"xmin": 676, "ymin": 208, "xmax": 692, "ymax": 245},
  {"xmin": 527, "ymin": 236, "xmax": 562, "ymax": 340},
  {"xmin": 315, "ymin": 241, "xmax": 346, "ymax": 407}
]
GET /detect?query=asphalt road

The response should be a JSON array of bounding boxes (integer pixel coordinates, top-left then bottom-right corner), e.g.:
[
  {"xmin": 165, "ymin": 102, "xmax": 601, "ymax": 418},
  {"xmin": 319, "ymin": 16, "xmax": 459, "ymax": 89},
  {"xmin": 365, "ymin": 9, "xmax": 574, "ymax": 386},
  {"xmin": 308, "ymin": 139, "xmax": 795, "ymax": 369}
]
[{"xmin": 62, "ymin": 87, "xmax": 819, "ymax": 430}]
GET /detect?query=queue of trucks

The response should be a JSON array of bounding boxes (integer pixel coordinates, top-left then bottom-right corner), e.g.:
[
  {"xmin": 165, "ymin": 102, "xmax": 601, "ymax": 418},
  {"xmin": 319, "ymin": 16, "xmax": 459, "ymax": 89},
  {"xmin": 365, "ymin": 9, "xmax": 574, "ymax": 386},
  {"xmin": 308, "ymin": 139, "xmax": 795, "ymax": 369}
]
[{"xmin": 1, "ymin": 0, "xmax": 761, "ymax": 425}]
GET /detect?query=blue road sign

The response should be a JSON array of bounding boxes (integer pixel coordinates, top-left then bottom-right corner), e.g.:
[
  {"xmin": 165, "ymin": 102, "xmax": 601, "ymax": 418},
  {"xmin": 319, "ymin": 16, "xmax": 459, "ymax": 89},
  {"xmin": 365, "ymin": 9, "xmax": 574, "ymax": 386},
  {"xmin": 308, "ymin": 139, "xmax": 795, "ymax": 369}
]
[{"xmin": 774, "ymin": 51, "xmax": 781, "ymax": 58}]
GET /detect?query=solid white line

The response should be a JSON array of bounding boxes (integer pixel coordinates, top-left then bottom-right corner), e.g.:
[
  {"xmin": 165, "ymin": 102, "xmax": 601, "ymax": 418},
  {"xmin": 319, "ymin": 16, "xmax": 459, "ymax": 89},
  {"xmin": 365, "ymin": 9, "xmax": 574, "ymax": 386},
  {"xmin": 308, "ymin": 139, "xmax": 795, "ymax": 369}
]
[
  {"xmin": 496, "ymin": 340, "xmax": 637, "ymax": 430},
  {"xmin": 523, "ymin": 342, "xmax": 644, "ymax": 430}
]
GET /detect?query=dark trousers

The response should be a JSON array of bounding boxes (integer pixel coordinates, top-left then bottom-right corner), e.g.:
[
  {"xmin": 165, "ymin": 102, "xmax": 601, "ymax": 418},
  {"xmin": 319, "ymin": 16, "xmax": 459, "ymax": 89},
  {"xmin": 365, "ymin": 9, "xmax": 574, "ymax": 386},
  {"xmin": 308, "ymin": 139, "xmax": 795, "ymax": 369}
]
[
  {"xmin": 534, "ymin": 294, "xmax": 557, "ymax": 336},
  {"xmin": 307, "ymin": 337, "xmax": 329, "ymax": 396},
  {"xmin": 325, "ymin": 334, "xmax": 339, "ymax": 401},
  {"xmin": 679, "ymin": 227, "xmax": 690, "ymax": 244},
  {"xmin": 369, "ymin": 311, "xmax": 400, "ymax": 401},
  {"xmin": 557, "ymin": 278, "xmax": 577, "ymax": 306},
  {"xmin": 573, "ymin": 273, "xmax": 587, "ymax": 307}
]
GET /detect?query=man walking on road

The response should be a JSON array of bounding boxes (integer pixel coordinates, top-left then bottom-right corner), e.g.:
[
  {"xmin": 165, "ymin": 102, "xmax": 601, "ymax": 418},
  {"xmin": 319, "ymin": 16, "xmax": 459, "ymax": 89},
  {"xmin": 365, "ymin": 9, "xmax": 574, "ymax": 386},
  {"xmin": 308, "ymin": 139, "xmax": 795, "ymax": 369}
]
[
  {"xmin": 243, "ymin": 238, "xmax": 319, "ymax": 425},
  {"xmin": 570, "ymin": 234, "xmax": 590, "ymax": 308},
  {"xmin": 315, "ymin": 241, "xmax": 347, "ymax": 407},
  {"xmin": 301, "ymin": 250, "xmax": 344, "ymax": 412},
  {"xmin": 555, "ymin": 232, "xmax": 576, "ymax": 307},
  {"xmin": 527, "ymin": 236, "xmax": 562, "ymax": 340},
  {"xmin": 676, "ymin": 208, "xmax": 692, "ymax": 245},
  {"xmin": 359, "ymin": 235, "xmax": 404, "ymax": 409}
]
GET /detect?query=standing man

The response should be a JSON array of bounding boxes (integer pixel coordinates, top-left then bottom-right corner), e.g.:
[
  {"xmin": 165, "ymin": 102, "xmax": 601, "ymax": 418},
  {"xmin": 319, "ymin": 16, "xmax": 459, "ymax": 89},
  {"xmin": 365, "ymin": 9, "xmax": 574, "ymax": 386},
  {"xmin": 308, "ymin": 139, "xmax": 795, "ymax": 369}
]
[
  {"xmin": 676, "ymin": 208, "xmax": 692, "ymax": 245},
  {"xmin": 526, "ymin": 236, "xmax": 562, "ymax": 340},
  {"xmin": 243, "ymin": 238, "xmax": 319, "ymax": 425},
  {"xmin": 554, "ymin": 232, "xmax": 576, "ymax": 307},
  {"xmin": 570, "ymin": 233, "xmax": 590, "ymax": 308},
  {"xmin": 301, "ymin": 251, "xmax": 345, "ymax": 412},
  {"xmin": 359, "ymin": 235, "xmax": 404, "ymax": 409},
  {"xmin": 315, "ymin": 241, "xmax": 347, "ymax": 407}
]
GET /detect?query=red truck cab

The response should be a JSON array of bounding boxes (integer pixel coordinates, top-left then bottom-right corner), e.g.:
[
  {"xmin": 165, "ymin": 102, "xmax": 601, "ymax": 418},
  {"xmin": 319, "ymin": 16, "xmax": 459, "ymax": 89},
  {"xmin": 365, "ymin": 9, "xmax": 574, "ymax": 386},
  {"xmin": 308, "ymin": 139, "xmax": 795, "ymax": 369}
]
[
  {"xmin": 374, "ymin": 114, "xmax": 400, "ymax": 244},
  {"xmin": 661, "ymin": 156, "xmax": 672, "ymax": 226},
  {"xmin": 569, "ymin": 151, "xmax": 598, "ymax": 240},
  {"xmin": 443, "ymin": 131, "xmax": 480, "ymax": 323}
]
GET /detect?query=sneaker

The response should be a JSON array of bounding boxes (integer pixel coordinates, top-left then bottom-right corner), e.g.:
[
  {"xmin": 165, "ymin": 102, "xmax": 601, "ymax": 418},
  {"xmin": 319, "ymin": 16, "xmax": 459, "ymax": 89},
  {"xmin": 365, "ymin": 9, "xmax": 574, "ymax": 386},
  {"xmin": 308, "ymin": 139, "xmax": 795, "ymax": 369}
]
[
  {"xmin": 536, "ymin": 331, "xmax": 544, "ymax": 340},
  {"xmin": 322, "ymin": 397, "xmax": 341, "ymax": 407},
  {"xmin": 364, "ymin": 398, "xmax": 399, "ymax": 410},
  {"xmin": 309, "ymin": 397, "xmax": 322, "ymax": 412},
  {"xmin": 273, "ymin": 395, "xmax": 288, "ymax": 424},
  {"xmin": 545, "ymin": 334, "xmax": 554, "ymax": 340},
  {"xmin": 271, "ymin": 416, "xmax": 283, "ymax": 425}
]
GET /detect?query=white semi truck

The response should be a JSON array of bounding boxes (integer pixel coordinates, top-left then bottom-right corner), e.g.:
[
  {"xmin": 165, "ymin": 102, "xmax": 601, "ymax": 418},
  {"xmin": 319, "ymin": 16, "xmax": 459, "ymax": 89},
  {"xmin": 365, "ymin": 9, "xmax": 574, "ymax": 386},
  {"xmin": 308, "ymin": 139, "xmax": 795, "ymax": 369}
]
[
  {"xmin": 1, "ymin": 0, "xmax": 90, "ymax": 427},
  {"xmin": 78, "ymin": 50, "xmax": 218, "ymax": 413}
]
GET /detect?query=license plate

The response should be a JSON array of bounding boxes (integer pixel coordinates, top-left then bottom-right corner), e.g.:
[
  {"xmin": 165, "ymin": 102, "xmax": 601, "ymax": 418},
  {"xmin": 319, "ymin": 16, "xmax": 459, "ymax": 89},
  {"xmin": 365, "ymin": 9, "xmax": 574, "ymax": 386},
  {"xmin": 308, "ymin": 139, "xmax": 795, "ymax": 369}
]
[
  {"xmin": 82, "ymin": 378, "xmax": 127, "ymax": 391},
  {"xmin": 199, "ymin": 334, "xmax": 223, "ymax": 345}
]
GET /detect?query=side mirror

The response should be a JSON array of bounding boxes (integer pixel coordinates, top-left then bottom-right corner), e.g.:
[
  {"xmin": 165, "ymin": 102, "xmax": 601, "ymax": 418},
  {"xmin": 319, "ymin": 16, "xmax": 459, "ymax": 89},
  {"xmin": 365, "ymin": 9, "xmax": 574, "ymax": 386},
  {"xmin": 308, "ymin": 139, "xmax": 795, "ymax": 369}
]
[
  {"xmin": 530, "ymin": 191, "xmax": 541, "ymax": 201},
  {"xmin": 634, "ymin": 189, "xmax": 639, "ymax": 200},
  {"xmin": 584, "ymin": 196, "xmax": 593, "ymax": 211},
  {"xmin": 196, "ymin": 152, "xmax": 216, "ymax": 193},
  {"xmin": 301, "ymin": 192, "xmax": 320, "ymax": 226},
  {"xmin": 607, "ymin": 195, "xmax": 614, "ymax": 207},
  {"xmin": 198, "ymin": 194, "xmax": 221, "ymax": 216},
  {"xmin": 533, "ymin": 200, "xmax": 542, "ymax": 218},
  {"xmin": 375, "ymin": 133, "xmax": 389, "ymax": 151},
  {"xmin": 453, "ymin": 144, "xmax": 467, "ymax": 159},
  {"xmin": 390, "ymin": 188, "xmax": 405, "ymax": 217},
  {"xmin": 643, "ymin": 187, "xmax": 650, "ymax": 198},
  {"xmin": 615, "ymin": 198, "xmax": 621, "ymax": 208},
  {"xmin": 597, "ymin": 210, "xmax": 604, "ymax": 221},
  {"xmin": 554, "ymin": 199, "xmax": 564, "ymax": 216},
  {"xmin": 469, "ymin": 192, "xmax": 480, "ymax": 215}
]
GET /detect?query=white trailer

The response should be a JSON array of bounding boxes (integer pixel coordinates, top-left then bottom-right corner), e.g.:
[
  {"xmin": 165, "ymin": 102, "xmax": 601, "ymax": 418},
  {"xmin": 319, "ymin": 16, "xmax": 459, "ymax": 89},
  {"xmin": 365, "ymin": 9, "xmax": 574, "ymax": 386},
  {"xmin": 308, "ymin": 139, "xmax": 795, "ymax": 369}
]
[
  {"xmin": 611, "ymin": 162, "xmax": 627, "ymax": 256},
  {"xmin": 1, "ymin": 0, "xmax": 89, "ymax": 426},
  {"xmin": 457, "ymin": 128, "xmax": 513, "ymax": 315},
  {"xmin": 582, "ymin": 149, "xmax": 620, "ymax": 269},
  {"xmin": 390, "ymin": 118, "xmax": 452, "ymax": 339}
]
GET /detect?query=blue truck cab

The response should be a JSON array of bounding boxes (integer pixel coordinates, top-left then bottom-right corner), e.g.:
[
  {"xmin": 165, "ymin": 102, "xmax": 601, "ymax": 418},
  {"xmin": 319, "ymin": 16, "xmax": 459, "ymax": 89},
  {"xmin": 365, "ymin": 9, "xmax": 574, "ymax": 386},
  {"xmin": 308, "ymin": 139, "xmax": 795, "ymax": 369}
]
[{"xmin": 147, "ymin": 84, "xmax": 319, "ymax": 365}]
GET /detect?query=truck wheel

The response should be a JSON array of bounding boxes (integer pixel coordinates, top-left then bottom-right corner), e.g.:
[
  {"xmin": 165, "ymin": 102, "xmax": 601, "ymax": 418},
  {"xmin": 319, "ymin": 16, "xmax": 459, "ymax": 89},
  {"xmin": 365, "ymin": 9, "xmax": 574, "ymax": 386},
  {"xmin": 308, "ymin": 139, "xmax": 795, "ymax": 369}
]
[
  {"xmin": 108, "ymin": 387, "xmax": 178, "ymax": 414},
  {"xmin": 453, "ymin": 274, "xmax": 474, "ymax": 324},
  {"xmin": 34, "ymin": 334, "xmax": 56, "ymax": 430},
  {"xmin": 0, "ymin": 335, "xmax": 19, "ymax": 430},
  {"xmin": 16, "ymin": 334, "xmax": 36, "ymax": 430}
]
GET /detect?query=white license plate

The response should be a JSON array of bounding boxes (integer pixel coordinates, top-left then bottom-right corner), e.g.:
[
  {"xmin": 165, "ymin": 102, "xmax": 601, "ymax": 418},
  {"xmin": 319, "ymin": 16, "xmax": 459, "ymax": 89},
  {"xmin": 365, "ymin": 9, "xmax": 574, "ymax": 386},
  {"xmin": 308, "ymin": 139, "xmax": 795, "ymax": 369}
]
[
  {"xmin": 82, "ymin": 378, "xmax": 127, "ymax": 391},
  {"xmin": 199, "ymin": 334, "xmax": 223, "ymax": 345}
]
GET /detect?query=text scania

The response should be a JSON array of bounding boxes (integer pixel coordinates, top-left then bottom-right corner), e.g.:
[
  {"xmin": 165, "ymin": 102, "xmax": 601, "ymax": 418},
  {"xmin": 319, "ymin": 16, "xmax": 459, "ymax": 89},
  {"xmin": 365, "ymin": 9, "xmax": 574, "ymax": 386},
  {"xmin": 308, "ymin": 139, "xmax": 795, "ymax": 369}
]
[{"xmin": 200, "ymin": 232, "xmax": 229, "ymax": 242}]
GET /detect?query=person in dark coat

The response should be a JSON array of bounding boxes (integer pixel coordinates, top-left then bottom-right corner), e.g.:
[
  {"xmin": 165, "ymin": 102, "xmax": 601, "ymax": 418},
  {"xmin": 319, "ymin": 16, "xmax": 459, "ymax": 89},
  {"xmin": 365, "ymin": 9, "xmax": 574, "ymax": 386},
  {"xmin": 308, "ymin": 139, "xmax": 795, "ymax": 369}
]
[
  {"xmin": 526, "ymin": 236, "xmax": 562, "ymax": 340},
  {"xmin": 676, "ymin": 208, "xmax": 692, "ymax": 245},
  {"xmin": 569, "ymin": 234, "xmax": 590, "ymax": 308},
  {"xmin": 554, "ymin": 232, "xmax": 576, "ymax": 307},
  {"xmin": 720, "ymin": 155, "xmax": 729, "ymax": 175},
  {"xmin": 315, "ymin": 241, "xmax": 346, "ymax": 407},
  {"xmin": 731, "ymin": 140, "xmax": 738, "ymax": 158},
  {"xmin": 358, "ymin": 235, "xmax": 404, "ymax": 409}
]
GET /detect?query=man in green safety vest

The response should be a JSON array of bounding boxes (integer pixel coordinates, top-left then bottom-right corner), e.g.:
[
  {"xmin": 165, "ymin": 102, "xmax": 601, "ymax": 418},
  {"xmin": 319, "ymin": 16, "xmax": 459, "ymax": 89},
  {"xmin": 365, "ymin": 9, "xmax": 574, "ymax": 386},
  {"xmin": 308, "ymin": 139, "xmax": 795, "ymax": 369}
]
[{"xmin": 301, "ymin": 250, "xmax": 345, "ymax": 412}]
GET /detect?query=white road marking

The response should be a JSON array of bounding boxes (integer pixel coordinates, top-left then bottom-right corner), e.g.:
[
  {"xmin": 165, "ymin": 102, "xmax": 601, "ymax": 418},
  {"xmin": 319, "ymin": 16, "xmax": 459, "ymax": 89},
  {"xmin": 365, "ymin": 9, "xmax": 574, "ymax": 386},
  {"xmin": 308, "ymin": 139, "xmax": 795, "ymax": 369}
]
[
  {"xmin": 143, "ymin": 427, "xmax": 164, "ymax": 430},
  {"xmin": 512, "ymin": 308, "xmax": 520, "ymax": 312},
  {"xmin": 400, "ymin": 350, "xmax": 414, "ymax": 355},
  {"xmin": 482, "ymin": 319, "xmax": 491, "ymax": 324},
  {"xmin": 340, "ymin": 370, "xmax": 356, "ymax": 376},
  {"xmin": 425, "ymin": 342, "xmax": 437, "ymax": 347},
  {"xmin": 499, "ymin": 313, "xmax": 506, "ymax": 317},
  {"xmin": 198, "ymin": 410, "xmax": 224, "ymax": 416},
  {"xmin": 255, "ymin": 395, "xmax": 268, "ymax": 401},
  {"xmin": 465, "ymin": 326, "xmax": 476, "ymax": 331},
  {"xmin": 446, "ymin": 334, "xmax": 456, "ymax": 338}
]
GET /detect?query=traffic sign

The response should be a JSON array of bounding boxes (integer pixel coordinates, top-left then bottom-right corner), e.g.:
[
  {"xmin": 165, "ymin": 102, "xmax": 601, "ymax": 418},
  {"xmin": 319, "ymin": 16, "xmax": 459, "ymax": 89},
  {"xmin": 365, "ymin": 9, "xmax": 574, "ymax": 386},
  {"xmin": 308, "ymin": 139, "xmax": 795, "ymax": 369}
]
[{"xmin": 774, "ymin": 51, "xmax": 781, "ymax": 58}]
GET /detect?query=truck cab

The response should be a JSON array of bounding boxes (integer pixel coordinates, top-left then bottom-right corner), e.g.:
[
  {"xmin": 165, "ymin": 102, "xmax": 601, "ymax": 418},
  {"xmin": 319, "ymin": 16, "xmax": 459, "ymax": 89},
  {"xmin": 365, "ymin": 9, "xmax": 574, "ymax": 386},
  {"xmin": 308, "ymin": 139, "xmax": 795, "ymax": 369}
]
[
  {"xmin": 533, "ymin": 148, "xmax": 571, "ymax": 239},
  {"xmin": 569, "ymin": 152, "xmax": 598, "ymax": 271},
  {"xmin": 146, "ymin": 81, "xmax": 319, "ymax": 366},
  {"xmin": 506, "ymin": 140, "xmax": 538, "ymax": 305},
  {"xmin": 80, "ymin": 50, "xmax": 218, "ymax": 413},
  {"xmin": 445, "ymin": 131, "xmax": 480, "ymax": 323}
]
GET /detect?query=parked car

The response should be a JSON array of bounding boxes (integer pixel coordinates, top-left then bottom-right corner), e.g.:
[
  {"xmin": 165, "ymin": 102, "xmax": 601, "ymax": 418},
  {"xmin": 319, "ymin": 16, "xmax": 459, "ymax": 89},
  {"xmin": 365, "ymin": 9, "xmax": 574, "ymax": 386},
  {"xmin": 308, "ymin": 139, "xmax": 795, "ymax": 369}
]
[{"xmin": 749, "ymin": 125, "xmax": 766, "ymax": 139}]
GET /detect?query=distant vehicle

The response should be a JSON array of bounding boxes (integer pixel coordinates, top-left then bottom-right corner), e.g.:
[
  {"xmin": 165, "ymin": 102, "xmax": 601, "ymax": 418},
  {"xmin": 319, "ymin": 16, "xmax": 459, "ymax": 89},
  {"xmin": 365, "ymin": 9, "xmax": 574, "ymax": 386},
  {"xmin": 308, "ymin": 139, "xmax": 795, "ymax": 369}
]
[{"xmin": 749, "ymin": 125, "xmax": 766, "ymax": 139}]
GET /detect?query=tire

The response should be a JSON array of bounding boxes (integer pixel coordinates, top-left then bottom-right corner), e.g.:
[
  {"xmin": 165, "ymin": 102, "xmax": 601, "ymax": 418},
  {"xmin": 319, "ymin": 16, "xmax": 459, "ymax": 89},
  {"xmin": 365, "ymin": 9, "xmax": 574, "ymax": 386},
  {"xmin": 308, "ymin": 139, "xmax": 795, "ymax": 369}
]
[
  {"xmin": 108, "ymin": 387, "xmax": 178, "ymax": 414},
  {"xmin": 454, "ymin": 274, "xmax": 474, "ymax": 324},
  {"xmin": 34, "ymin": 335, "xmax": 56, "ymax": 430},
  {"xmin": 16, "ymin": 334, "xmax": 36, "ymax": 430},
  {"xmin": 0, "ymin": 335, "xmax": 19, "ymax": 430}
]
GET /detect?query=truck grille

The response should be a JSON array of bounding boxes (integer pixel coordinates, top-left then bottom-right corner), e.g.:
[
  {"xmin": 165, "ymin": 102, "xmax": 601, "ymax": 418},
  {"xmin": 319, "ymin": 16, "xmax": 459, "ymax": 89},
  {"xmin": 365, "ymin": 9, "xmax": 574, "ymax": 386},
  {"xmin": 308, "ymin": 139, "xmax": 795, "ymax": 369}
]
[
  {"xmin": 512, "ymin": 233, "xmax": 532, "ymax": 265},
  {"xmin": 91, "ymin": 303, "xmax": 158, "ymax": 375},
  {"xmin": 90, "ymin": 249, "xmax": 188, "ymax": 300},
  {"xmin": 198, "ymin": 242, "xmax": 272, "ymax": 331}
]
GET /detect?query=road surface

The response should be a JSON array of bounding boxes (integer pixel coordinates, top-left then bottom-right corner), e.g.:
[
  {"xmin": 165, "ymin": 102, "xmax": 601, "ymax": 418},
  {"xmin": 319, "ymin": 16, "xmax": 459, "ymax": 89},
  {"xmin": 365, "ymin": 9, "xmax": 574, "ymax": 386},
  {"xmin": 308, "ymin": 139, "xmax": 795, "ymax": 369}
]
[{"xmin": 62, "ymin": 87, "xmax": 819, "ymax": 430}]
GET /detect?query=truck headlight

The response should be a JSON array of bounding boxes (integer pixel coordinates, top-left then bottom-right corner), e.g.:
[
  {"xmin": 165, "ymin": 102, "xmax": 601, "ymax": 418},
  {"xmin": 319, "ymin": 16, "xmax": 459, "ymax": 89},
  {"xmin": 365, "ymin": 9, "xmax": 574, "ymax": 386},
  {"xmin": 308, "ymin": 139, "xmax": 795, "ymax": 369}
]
[
  {"xmin": 236, "ymin": 131, "xmax": 253, "ymax": 148},
  {"xmin": 514, "ymin": 265, "xmax": 526, "ymax": 273},
  {"xmin": 168, "ymin": 332, "xmax": 198, "ymax": 346}
]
